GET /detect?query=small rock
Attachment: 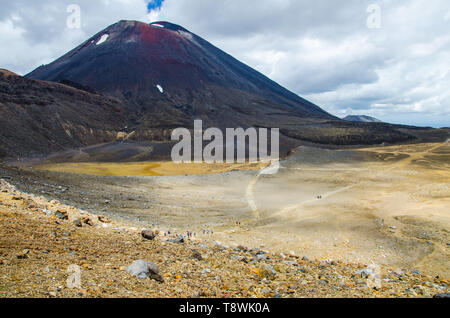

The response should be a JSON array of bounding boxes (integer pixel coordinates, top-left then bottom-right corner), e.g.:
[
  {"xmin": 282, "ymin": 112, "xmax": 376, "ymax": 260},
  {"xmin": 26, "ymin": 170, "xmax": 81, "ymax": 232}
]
[
  {"xmin": 126, "ymin": 260, "xmax": 164, "ymax": 283},
  {"xmin": 73, "ymin": 219, "xmax": 83, "ymax": 227},
  {"xmin": 231, "ymin": 255, "xmax": 244, "ymax": 262},
  {"xmin": 319, "ymin": 262, "xmax": 328, "ymax": 269},
  {"xmin": 257, "ymin": 254, "xmax": 268, "ymax": 261},
  {"xmin": 98, "ymin": 216, "xmax": 111, "ymax": 223},
  {"xmin": 81, "ymin": 217, "xmax": 94, "ymax": 226},
  {"xmin": 141, "ymin": 230, "xmax": 157, "ymax": 240},
  {"xmin": 261, "ymin": 288, "xmax": 272, "ymax": 295},
  {"xmin": 17, "ymin": 249, "xmax": 30, "ymax": 259},
  {"xmin": 356, "ymin": 279, "xmax": 368, "ymax": 287},
  {"xmin": 55, "ymin": 210, "xmax": 68, "ymax": 220},
  {"xmin": 214, "ymin": 241, "xmax": 229, "ymax": 250},
  {"xmin": 235, "ymin": 245, "xmax": 248, "ymax": 252},
  {"xmin": 170, "ymin": 236, "xmax": 184, "ymax": 244},
  {"xmin": 284, "ymin": 261, "xmax": 298, "ymax": 266},
  {"xmin": 412, "ymin": 269, "xmax": 422, "ymax": 275},
  {"xmin": 393, "ymin": 268, "xmax": 404, "ymax": 276},
  {"xmin": 192, "ymin": 250, "xmax": 203, "ymax": 261},
  {"xmin": 356, "ymin": 268, "xmax": 374, "ymax": 278},
  {"xmin": 434, "ymin": 293, "xmax": 450, "ymax": 298},
  {"xmin": 256, "ymin": 265, "xmax": 277, "ymax": 280},
  {"xmin": 43, "ymin": 209, "xmax": 53, "ymax": 216},
  {"xmin": 201, "ymin": 268, "xmax": 212, "ymax": 275}
]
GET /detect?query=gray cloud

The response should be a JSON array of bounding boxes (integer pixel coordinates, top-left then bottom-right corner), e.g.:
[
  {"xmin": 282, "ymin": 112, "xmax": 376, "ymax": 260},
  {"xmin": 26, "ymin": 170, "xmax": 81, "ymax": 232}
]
[
  {"xmin": 151, "ymin": 0, "xmax": 450, "ymax": 127},
  {"xmin": 0, "ymin": 0, "xmax": 448, "ymax": 127}
]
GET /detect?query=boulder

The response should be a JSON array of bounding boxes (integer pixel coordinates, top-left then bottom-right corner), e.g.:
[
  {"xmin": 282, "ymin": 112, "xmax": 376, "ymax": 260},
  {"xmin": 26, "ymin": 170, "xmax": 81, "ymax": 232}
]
[{"xmin": 126, "ymin": 260, "xmax": 164, "ymax": 283}]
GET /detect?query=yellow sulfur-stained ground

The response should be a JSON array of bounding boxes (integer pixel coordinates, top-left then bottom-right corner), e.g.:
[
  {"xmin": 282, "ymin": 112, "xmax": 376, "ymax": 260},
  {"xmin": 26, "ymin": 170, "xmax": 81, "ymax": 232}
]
[{"xmin": 35, "ymin": 161, "xmax": 268, "ymax": 177}]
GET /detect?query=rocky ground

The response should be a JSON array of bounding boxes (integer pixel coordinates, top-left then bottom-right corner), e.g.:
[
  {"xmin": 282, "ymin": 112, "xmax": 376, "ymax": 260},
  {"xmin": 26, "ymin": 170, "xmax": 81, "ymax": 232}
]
[{"xmin": 0, "ymin": 178, "xmax": 448, "ymax": 298}]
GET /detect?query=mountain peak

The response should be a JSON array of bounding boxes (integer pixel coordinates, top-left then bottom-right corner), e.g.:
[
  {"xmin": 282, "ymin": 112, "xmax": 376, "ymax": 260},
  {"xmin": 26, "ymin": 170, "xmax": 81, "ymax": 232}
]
[
  {"xmin": 85, "ymin": 20, "xmax": 194, "ymax": 48},
  {"xmin": 149, "ymin": 21, "xmax": 190, "ymax": 32},
  {"xmin": 103, "ymin": 20, "xmax": 191, "ymax": 36}
]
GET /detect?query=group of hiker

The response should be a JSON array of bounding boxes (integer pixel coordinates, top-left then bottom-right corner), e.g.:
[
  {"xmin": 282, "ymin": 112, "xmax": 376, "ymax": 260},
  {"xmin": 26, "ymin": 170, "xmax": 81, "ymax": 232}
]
[{"xmin": 163, "ymin": 229, "xmax": 215, "ymax": 239}]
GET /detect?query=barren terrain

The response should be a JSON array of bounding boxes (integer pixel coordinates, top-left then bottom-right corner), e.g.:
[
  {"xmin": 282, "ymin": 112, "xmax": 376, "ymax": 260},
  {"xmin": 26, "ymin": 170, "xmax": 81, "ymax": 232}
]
[{"xmin": 0, "ymin": 141, "xmax": 449, "ymax": 297}]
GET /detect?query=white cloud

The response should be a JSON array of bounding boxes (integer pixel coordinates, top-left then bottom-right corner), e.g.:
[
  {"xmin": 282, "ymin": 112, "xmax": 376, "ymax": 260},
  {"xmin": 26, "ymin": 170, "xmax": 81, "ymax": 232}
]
[{"xmin": 0, "ymin": 0, "xmax": 149, "ymax": 74}]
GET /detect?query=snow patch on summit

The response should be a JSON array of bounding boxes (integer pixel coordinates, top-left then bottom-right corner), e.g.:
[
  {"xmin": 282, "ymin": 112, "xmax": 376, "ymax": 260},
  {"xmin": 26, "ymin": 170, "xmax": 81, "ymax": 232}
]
[
  {"xmin": 156, "ymin": 85, "xmax": 164, "ymax": 93},
  {"xmin": 96, "ymin": 34, "xmax": 109, "ymax": 45},
  {"xmin": 178, "ymin": 31, "xmax": 193, "ymax": 41}
]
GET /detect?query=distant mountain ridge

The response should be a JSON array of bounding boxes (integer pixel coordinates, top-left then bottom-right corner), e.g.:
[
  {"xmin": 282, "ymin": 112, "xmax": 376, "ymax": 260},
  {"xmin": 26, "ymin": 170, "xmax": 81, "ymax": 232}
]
[{"xmin": 343, "ymin": 115, "xmax": 382, "ymax": 123}]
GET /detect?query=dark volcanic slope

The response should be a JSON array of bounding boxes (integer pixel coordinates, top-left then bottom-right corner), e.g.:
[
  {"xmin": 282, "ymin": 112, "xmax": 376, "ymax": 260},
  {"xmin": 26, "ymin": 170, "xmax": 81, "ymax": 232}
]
[
  {"xmin": 27, "ymin": 20, "xmax": 334, "ymax": 133},
  {"xmin": 0, "ymin": 69, "xmax": 127, "ymax": 159}
]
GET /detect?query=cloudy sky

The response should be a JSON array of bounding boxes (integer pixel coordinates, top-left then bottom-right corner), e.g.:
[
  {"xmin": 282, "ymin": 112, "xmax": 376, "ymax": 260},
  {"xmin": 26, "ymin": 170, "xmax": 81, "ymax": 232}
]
[{"xmin": 0, "ymin": 0, "xmax": 448, "ymax": 127}]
